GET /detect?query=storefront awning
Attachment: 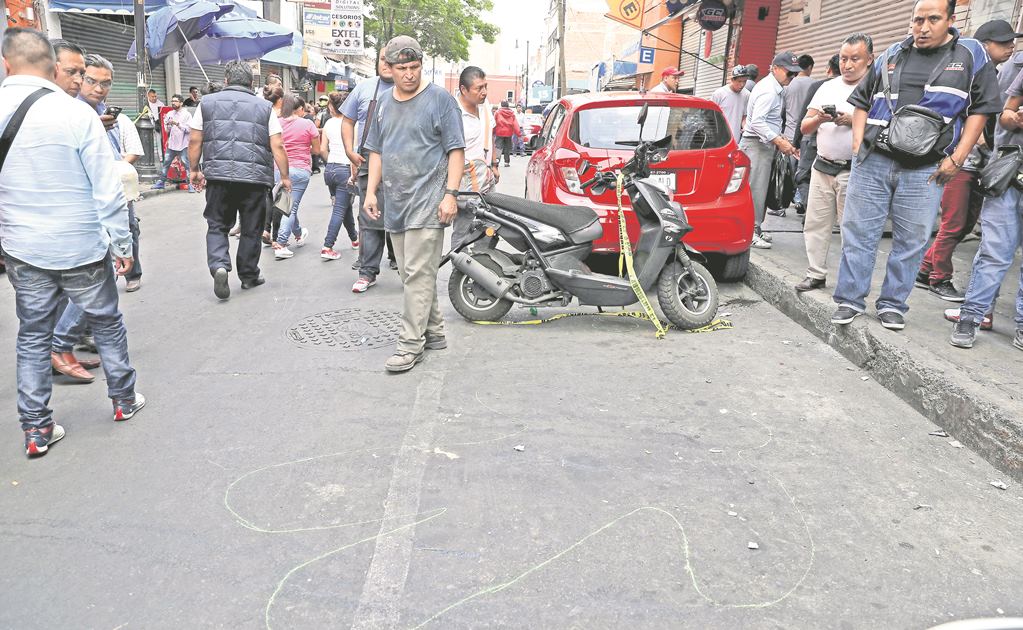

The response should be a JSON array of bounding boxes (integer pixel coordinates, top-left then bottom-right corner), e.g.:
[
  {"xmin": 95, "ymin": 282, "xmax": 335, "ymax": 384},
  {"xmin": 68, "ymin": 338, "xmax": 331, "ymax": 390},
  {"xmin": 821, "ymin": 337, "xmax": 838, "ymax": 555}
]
[{"xmin": 49, "ymin": 0, "xmax": 168, "ymax": 15}]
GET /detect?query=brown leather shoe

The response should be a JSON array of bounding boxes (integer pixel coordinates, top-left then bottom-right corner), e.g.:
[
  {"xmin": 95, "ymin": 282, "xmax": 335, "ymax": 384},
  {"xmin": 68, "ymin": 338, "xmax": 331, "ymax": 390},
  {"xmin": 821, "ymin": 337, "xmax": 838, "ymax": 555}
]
[
  {"xmin": 795, "ymin": 277, "xmax": 826, "ymax": 292},
  {"xmin": 51, "ymin": 352, "xmax": 95, "ymax": 382}
]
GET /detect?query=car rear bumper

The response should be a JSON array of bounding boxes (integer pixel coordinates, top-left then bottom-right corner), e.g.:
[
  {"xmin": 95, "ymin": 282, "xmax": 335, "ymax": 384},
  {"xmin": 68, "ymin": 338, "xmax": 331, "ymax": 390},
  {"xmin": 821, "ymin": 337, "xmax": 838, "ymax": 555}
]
[{"xmin": 561, "ymin": 191, "xmax": 754, "ymax": 257}]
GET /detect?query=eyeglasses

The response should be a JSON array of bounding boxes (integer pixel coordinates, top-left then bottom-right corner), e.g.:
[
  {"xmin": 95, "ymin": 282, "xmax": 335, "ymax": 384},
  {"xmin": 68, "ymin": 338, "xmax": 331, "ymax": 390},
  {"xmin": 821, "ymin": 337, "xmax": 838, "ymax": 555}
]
[
  {"xmin": 61, "ymin": 67, "xmax": 86, "ymax": 79},
  {"xmin": 84, "ymin": 76, "xmax": 112, "ymax": 89}
]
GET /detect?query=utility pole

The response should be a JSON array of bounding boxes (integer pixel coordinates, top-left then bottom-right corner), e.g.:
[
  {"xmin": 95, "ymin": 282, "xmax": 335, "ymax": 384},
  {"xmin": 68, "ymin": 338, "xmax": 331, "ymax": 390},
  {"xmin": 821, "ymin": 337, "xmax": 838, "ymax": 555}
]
[
  {"xmin": 557, "ymin": 0, "xmax": 567, "ymax": 97},
  {"xmin": 134, "ymin": 0, "xmax": 146, "ymax": 113},
  {"xmin": 524, "ymin": 39, "xmax": 530, "ymax": 106}
]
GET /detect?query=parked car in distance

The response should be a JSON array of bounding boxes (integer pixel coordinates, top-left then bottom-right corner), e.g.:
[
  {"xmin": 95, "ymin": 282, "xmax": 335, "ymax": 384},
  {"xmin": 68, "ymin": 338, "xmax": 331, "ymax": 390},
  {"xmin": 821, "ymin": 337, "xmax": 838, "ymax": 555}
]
[
  {"xmin": 524, "ymin": 92, "xmax": 754, "ymax": 280},
  {"xmin": 520, "ymin": 113, "xmax": 543, "ymax": 154}
]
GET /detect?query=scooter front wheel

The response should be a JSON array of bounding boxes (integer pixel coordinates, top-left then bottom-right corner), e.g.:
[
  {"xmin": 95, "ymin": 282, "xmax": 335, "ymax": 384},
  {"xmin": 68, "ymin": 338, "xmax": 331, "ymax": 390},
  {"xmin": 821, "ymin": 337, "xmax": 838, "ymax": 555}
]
[
  {"xmin": 448, "ymin": 256, "xmax": 514, "ymax": 322},
  {"xmin": 656, "ymin": 261, "xmax": 719, "ymax": 330}
]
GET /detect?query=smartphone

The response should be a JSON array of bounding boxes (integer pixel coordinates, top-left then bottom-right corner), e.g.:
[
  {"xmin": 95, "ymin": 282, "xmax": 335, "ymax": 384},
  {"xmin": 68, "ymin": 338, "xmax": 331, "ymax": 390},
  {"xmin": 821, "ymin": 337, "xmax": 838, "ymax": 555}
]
[{"xmin": 105, "ymin": 106, "xmax": 123, "ymax": 118}]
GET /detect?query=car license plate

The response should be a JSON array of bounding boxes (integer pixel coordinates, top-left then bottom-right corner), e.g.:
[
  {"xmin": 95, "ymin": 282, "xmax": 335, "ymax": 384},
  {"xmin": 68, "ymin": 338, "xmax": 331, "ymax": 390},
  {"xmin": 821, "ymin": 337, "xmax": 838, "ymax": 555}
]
[{"xmin": 649, "ymin": 172, "xmax": 675, "ymax": 193}]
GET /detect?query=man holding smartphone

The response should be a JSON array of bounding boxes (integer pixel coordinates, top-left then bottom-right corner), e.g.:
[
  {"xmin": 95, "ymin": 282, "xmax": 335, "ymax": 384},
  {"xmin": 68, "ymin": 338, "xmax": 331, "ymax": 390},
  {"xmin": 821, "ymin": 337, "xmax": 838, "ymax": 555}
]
[{"xmin": 795, "ymin": 34, "xmax": 874, "ymax": 292}]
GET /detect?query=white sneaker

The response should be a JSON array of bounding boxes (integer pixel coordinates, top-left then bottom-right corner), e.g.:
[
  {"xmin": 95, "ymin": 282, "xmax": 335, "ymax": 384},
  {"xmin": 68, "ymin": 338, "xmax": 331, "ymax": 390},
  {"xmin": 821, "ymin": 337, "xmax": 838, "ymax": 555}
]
[
  {"xmin": 275, "ymin": 246, "xmax": 294, "ymax": 259},
  {"xmin": 294, "ymin": 227, "xmax": 309, "ymax": 247},
  {"xmin": 751, "ymin": 234, "xmax": 772, "ymax": 249},
  {"xmin": 352, "ymin": 277, "xmax": 376, "ymax": 293},
  {"xmin": 760, "ymin": 232, "xmax": 773, "ymax": 243}
]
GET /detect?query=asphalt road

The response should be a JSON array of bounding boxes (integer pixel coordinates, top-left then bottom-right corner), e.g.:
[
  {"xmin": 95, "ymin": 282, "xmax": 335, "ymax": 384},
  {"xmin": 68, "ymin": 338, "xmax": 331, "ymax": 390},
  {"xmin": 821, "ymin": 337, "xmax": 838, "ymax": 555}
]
[{"xmin": 1, "ymin": 156, "xmax": 1021, "ymax": 629}]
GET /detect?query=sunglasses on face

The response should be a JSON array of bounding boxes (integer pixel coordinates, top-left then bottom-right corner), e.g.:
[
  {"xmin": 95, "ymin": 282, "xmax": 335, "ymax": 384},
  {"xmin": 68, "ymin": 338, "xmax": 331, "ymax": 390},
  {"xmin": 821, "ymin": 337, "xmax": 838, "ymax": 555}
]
[{"xmin": 84, "ymin": 76, "xmax": 112, "ymax": 89}]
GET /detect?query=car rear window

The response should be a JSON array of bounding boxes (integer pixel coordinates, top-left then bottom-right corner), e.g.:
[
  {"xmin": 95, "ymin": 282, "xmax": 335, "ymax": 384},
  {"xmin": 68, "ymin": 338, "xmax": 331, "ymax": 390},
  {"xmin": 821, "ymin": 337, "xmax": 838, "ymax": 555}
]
[{"xmin": 570, "ymin": 105, "xmax": 731, "ymax": 151}]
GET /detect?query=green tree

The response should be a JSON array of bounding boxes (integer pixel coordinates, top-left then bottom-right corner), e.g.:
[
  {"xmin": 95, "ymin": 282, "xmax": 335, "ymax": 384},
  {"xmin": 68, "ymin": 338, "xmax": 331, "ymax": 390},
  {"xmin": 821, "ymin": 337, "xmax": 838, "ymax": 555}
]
[{"xmin": 365, "ymin": 0, "xmax": 498, "ymax": 62}]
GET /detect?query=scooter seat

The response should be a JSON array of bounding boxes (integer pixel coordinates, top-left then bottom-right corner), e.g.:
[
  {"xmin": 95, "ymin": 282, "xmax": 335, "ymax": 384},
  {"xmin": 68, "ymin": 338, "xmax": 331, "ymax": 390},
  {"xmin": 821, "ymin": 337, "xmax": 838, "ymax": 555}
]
[{"xmin": 485, "ymin": 193, "xmax": 602, "ymax": 245}]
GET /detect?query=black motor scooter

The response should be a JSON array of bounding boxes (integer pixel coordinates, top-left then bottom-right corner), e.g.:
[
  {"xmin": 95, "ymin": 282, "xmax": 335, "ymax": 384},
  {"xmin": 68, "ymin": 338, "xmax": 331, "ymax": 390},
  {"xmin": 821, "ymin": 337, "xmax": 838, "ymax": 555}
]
[{"xmin": 445, "ymin": 106, "xmax": 719, "ymax": 330}]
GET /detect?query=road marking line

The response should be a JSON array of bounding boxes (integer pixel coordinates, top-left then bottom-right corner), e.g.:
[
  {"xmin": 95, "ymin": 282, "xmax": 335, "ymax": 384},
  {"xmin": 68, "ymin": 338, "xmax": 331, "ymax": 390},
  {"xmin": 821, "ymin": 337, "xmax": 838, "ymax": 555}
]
[{"xmin": 351, "ymin": 371, "xmax": 445, "ymax": 629}]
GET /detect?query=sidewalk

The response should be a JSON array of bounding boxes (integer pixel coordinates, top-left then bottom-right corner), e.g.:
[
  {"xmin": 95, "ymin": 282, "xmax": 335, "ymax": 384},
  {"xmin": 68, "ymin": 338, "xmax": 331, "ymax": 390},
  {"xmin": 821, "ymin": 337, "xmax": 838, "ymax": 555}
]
[{"xmin": 747, "ymin": 210, "xmax": 1023, "ymax": 482}]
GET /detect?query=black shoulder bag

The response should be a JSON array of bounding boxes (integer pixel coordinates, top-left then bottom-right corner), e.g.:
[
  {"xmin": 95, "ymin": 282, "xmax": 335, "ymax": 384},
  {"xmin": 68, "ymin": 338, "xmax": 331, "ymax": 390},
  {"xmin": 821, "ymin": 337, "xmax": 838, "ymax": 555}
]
[
  {"xmin": 877, "ymin": 47, "xmax": 956, "ymax": 160},
  {"xmin": 978, "ymin": 144, "xmax": 1023, "ymax": 197},
  {"xmin": 0, "ymin": 88, "xmax": 50, "ymax": 174}
]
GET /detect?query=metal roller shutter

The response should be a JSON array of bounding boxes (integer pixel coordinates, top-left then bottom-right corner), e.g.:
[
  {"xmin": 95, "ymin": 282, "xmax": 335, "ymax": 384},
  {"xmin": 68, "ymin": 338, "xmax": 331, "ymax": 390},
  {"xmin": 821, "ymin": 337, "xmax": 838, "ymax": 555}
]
[
  {"xmin": 775, "ymin": 0, "xmax": 917, "ymax": 79},
  {"xmin": 59, "ymin": 13, "xmax": 165, "ymax": 117},
  {"xmin": 179, "ymin": 59, "xmax": 227, "ymax": 95},
  {"xmin": 678, "ymin": 16, "xmax": 702, "ymax": 94},
  {"xmin": 695, "ymin": 26, "xmax": 730, "ymax": 98}
]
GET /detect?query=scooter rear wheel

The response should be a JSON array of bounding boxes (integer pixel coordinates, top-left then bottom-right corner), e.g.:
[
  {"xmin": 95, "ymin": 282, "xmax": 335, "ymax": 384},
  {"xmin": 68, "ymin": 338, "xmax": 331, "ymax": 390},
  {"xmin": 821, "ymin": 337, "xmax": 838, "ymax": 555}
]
[
  {"xmin": 448, "ymin": 255, "xmax": 514, "ymax": 322},
  {"xmin": 656, "ymin": 261, "xmax": 719, "ymax": 330}
]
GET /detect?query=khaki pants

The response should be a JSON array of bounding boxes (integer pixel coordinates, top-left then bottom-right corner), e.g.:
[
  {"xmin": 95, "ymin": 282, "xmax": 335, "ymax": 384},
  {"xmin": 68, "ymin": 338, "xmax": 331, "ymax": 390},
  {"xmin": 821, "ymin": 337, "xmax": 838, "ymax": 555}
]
[
  {"xmin": 391, "ymin": 228, "xmax": 445, "ymax": 354},
  {"xmin": 803, "ymin": 167, "xmax": 850, "ymax": 280}
]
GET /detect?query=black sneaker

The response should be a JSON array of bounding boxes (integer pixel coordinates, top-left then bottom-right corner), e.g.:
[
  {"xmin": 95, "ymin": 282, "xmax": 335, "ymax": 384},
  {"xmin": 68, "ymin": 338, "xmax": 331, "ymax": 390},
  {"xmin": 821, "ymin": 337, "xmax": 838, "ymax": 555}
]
[
  {"xmin": 929, "ymin": 279, "xmax": 965, "ymax": 302},
  {"xmin": 241, "ymin": 275, "xmax": 266, "ymax": 290},
  {"xmin": 878, "ymin": 311, "xmax": 905, "ymax": 330},
  {"xmin": 914, "ymin": 271, "xmax": 930, "ymax": 289},
  {"xmin": 1014, "ymin": 329, "xmax": 1023, "ymax": 352},
  {"xmin": 113, "ymin": 392, "xmax": 146, "ymax": 422},
  {"xmin": 25, "ymin": 423, "xmax": 65, "ymax": 458},
  {"xmin": 950, "ymin": 319, "xmax": 978, "ymax": 349},
  {"xmin": 831, "ymin": 306, "xmax": 861, "ymax": 325}
]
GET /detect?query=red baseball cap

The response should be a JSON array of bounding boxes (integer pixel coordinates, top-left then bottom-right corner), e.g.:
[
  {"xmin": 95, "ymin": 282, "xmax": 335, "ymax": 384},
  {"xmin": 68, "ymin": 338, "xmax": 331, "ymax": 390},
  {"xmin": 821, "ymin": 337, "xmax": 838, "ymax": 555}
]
[{"xmin": 661, "ymin": 67, "xmax": 685, "ymax": 78}]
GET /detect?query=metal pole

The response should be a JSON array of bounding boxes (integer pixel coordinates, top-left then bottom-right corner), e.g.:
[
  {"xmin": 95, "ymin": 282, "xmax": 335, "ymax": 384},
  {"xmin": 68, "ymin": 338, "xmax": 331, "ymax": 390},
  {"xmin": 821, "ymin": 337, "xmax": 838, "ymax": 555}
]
[
  {"xmin": 557, "ymin": 0, "xmax": 567, "ymax": 97},
  {"xmin": 134, "ymin": 0, "xmax": 146, "ymax": 113},
  {"xmin": 524, "ymin": 40, "xmax": 529, "ymax": 105}
]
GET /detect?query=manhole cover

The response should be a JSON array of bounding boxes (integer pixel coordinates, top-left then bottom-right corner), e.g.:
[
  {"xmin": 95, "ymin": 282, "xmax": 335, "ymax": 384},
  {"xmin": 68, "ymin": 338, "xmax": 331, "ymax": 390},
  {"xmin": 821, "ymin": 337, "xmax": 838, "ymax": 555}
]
[{"xmin": 287, "ymin": 308, "xmax": 402, "ymax": 351}]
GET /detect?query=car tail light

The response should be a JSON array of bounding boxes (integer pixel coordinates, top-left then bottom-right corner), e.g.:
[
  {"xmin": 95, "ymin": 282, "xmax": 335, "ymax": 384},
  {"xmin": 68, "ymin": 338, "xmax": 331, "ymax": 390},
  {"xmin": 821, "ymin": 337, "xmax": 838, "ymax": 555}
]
[
  {"xmin": 560, "ymin": 167, "xmax": 584, "ymax": 194},
  {"xmin": 725, "ymin": 149, "xmax": 750, "ymax": 195},
  {"xmin": 552, "ymin": 148, "xmax": 583, "ymax": 195}
]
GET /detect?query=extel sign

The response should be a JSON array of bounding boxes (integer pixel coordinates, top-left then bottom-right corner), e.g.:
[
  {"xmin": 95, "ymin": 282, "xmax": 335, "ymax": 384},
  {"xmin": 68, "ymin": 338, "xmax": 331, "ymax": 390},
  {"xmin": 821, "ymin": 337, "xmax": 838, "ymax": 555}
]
[{"xmin": 697, "ymin": 0, "xmax": 728, "ymax": 31}]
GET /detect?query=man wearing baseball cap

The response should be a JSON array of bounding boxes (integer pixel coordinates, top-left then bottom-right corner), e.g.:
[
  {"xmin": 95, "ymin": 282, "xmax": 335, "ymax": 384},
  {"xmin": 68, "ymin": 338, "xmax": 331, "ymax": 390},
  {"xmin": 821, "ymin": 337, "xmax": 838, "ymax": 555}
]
[
  {"xmin": 363, "ymin": 36, "xmax": 466, "ymax": 373},
  {"xmin": 650, "ymin": 67, "xmax": 684, "ymax": 93},
  {"xmin": 710, "ymin": 65, "xmax": 749, "ymax": 139},
  {"xmin": 738, "ymin": 51, "xmax": 802, "ymax": 249}
]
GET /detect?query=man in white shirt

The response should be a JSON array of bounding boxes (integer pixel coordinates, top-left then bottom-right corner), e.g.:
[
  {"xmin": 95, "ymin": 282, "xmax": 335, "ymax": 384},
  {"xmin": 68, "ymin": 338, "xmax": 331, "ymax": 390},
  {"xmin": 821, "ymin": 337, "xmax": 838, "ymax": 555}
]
[
  {"xmin": 738, "ymin": 51, "xmax": 802, "ymax": 249},
  {"xmin": 710, "ymin": 65, "xmax": 749, "ymax": 139},
  {"xmin": 649, "ymin": 67, "xmax": 684, "ymax": 93},
  {"xmin": 144, "ymin": 88, "xmax": 163, "ymax": 122},
  {"xmin": 794, "ymin": 34, "xmax": 873, "ymax": 292},
  {"xmin": 452, "ymin": 65, "xmax": 496, "ymax": 250},
  {"xmin": 0, "ymin": 28, "xmax": 145, "ymax": 458}
]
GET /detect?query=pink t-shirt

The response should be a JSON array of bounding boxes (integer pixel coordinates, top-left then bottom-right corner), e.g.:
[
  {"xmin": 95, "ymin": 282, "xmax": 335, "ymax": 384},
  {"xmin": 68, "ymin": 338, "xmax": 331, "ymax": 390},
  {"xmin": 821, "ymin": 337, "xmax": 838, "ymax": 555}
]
[{"xmin": 280, "ymin": 116, "xmax": 318, "ymax": 172}]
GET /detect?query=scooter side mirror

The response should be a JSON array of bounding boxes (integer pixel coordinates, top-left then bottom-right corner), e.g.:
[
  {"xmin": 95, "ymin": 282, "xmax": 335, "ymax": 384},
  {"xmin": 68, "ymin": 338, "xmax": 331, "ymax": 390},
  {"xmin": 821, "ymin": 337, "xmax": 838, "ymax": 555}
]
[{"xmin": 637, "ymin": 103, "xmax": 649, "ymax": 126}]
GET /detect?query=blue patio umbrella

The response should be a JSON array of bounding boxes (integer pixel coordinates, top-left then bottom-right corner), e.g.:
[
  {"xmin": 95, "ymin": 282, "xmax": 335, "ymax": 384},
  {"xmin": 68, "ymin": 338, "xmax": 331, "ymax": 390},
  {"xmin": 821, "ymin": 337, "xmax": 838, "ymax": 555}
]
[
  {"xmin": 182, "ymin": 3, "xmax": 295, "ymax": 66},
  {"xmin": 128, "ymin": 0, "xmax": 236, "ymax": 62}
]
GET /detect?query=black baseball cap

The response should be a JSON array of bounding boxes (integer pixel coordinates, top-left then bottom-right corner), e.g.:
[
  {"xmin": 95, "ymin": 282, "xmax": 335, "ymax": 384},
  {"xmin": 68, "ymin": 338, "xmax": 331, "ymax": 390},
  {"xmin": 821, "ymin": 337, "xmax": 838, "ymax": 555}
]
[
  {"xmin": 772, "ymin": 51, "xmax": 801, "ymax": 73},
  {"xmin": 974, "ymin": 19, "xmax": 1023, "ymax": 43}
]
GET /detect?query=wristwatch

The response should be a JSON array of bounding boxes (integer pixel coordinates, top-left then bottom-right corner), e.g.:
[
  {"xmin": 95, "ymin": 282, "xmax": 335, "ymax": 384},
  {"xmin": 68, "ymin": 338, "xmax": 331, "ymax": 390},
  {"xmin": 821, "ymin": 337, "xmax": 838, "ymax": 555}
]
[{"xmin": 444, "ymin": 188, "xmax": 459, "ymax": 197}]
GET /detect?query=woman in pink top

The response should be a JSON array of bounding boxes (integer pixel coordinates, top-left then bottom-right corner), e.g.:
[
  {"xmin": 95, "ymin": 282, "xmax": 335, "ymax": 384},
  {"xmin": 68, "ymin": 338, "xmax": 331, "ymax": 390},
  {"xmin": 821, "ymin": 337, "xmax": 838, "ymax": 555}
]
[{"xmin": 274, "ymin": 95, "xmax": 320, "ymax": 259}]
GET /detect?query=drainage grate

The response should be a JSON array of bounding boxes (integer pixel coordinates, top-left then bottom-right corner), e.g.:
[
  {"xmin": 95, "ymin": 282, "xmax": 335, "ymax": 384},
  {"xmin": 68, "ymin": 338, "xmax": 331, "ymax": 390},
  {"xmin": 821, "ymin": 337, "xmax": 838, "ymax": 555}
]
[{"xmin": 286, "ymin": 308, "xmax": 402, "ymax": 351}]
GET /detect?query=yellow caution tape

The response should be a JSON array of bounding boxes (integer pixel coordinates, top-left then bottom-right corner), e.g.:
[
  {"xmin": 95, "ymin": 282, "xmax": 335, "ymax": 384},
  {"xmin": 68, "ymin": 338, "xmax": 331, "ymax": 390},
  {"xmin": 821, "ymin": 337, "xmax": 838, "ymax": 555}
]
[
  {"xmin": 472, "ymin": 311, "xmax": 733, "ymax": 334},
  {"xmin": 615, "ymin": 172, "xmax": 668, "ymax": 339}
]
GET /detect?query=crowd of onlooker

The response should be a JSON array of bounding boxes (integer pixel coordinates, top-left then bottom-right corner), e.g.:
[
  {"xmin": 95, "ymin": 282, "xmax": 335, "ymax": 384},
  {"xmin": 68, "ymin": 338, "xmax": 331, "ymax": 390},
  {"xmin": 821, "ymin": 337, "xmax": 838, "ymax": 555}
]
[{"xmin": 726, "ymin": 0, "xmax": 1023, "ymax": 354}]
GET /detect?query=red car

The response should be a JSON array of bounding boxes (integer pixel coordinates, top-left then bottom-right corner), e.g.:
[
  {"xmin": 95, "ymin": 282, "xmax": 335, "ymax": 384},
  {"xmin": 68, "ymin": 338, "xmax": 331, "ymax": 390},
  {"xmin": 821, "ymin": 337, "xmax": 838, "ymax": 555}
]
[{"xmin": 524, "ymin": 92, "xmax": 754, "ymax": 280}]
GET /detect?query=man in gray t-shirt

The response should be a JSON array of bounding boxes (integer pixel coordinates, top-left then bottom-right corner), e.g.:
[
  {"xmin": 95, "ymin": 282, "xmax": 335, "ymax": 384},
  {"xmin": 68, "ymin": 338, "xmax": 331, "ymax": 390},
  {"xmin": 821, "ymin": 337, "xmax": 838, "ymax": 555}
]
[{"xmin": 364, "ymin": 36, "xmax": 465, "ymax": 373}]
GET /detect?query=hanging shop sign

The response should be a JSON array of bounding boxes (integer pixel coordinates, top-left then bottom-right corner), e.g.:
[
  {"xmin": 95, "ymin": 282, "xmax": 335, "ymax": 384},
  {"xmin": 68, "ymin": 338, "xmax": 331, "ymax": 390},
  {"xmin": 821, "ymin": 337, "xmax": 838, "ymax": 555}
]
[
  {"xmin": 697, "ymin": 0, "xmax": 728, "ymax": 31},
  {"xmin": 326, "ymin": 0, "xmax": 364, "ymax": 55}
]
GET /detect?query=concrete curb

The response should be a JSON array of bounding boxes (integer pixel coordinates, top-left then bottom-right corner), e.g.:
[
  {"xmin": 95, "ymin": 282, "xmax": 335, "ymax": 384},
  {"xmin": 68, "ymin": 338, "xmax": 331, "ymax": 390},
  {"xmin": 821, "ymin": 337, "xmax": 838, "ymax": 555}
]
[{"xmin": 744, "ymin": 253, "xmax": 1023, "ymax": 483}]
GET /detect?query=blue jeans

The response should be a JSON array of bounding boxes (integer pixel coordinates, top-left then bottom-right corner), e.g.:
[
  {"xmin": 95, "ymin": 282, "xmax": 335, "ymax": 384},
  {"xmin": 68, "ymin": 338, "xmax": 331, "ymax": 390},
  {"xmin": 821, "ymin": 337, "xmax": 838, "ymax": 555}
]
[
  {"xmin": 276, "ymin": 168, "xmax": 311, "ymax": 246},
  {"xmin": 960, "ymin": 186, "xmax": 1023, "ymax": 328},
  {"xmin": 159, "ymin": 148, "xmax": 189, "ymax": 183},
  {"xmin": 6, "ymin": 255, "xmax": 136, "ymax": 430},
  {"xmin": 323, "ymin": 163, "xmax": 358, "ymax": 247},
  {"xmin": 52, "ymin": 299, "xmax": 88, "ymax": 353},
  {"xmin": 833, "ymin": 151, "xmax": 944, "ymax": 315}
]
